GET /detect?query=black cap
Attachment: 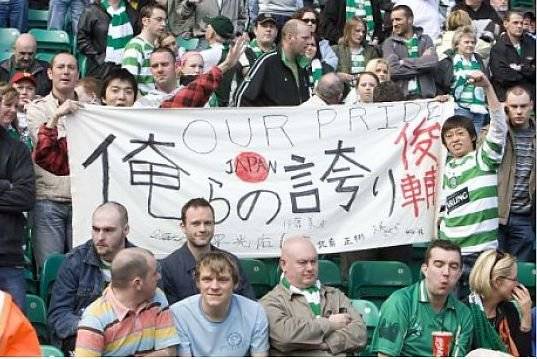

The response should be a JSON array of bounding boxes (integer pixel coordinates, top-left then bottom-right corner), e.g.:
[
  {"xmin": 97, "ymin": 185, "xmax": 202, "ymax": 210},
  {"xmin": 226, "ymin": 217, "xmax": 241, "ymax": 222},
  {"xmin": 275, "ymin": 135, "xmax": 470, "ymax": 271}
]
[{"xmin": 255, "ymin": 13, "xmax": 277, "ymax": 25}]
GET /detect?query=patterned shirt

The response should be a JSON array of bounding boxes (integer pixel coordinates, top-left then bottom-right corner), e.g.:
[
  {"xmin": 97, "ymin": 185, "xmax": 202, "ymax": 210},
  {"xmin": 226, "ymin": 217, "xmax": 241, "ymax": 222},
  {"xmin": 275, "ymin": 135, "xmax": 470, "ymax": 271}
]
[
  {"xmin": 160, "ymin": 67, "xmax": 223, "ymax": 108},
  {"xmin": 511, "ymin": 126, "xmax": 535, "ymax": 213},
  {"xmin": 34, "ymin": 125, "xmax": 69, "ymax": 176},
  {"xmin": 439, "ymin": 108, "xmax": 508, "ymax": 254},
  {"xmin": 122, "ymin": 35, "xmax": 155, "ymax": 95},
  {"xmin": 75, "ymin": 287, "xmax": 179, "ymax": 357}
]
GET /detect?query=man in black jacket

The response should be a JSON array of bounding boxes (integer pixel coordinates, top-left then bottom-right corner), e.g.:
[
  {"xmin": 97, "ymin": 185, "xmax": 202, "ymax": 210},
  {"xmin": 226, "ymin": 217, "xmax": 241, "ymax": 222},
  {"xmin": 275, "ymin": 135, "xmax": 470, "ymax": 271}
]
[
  {"xmin": 234, "ymin": 19, "xmax": 311, "ymax": 107},
  {"xmin": 489, "ymin": 11, "xmax": 535, "ymax": 102},
  {"xmin": 0, "ymin": 34, "xmax": 51, "ymax": 97},
  {"xmin": 0, "ymin": 125, "xmax": 35, "ymax": 310}
]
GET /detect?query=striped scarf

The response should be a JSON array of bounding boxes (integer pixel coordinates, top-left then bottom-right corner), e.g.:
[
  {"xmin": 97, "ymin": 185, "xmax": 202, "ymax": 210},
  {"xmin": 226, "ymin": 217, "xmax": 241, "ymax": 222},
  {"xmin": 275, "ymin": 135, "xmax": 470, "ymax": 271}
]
[
  {"xmin": 468, "ymin": 293, "xmax": 510, "ymax": 354},
  {"xmin": 345, "ymin": 0, "xmax": 374, "ymax": 40},
  {"xmin": 350, "ymin": 47, "xmax": 365, "ymax": 74},
  {"xmin": 405, "ymin": 35, "xmax": 421, "ymax": 95},
  {"xmin": 451, "ymin": 54, "xmax": 487, "ymax": 114},
  {"xmin": 281, "ymin": 276, "xmax": 321, "ymax": 317},
  {"xmin": 309, "ymin": 58, "xmax": 323, "ymax": 95},
  {"xmin": 101, "ymin": 0, "xmax": 134, "ymax": 64}
]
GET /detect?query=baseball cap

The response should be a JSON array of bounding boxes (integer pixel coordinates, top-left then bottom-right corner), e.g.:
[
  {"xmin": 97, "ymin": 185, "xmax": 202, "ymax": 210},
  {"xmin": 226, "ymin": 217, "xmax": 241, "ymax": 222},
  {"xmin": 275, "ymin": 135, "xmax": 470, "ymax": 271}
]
[
  {"xmin": 10, "ymin": 72, "xmax": 37, "ymax": 87},
  {"xmin": 205, "ymin": 15, "xmax": 234, "ymax": 39},
  {"xmin": 256, "ymin": 13, "xmax": 277, "ymax": 25}
]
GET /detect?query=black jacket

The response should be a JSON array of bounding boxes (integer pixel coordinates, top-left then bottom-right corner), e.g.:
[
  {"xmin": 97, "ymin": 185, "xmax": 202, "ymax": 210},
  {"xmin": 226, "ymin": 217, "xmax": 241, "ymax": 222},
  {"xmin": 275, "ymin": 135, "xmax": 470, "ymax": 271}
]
[
  {"xmin": 77, "ymin": 3, "xmax": 140, "ymax": 78},
  {"xmin": 320, "ymin": 0, "xmax": 388, "ymax": 45},
  {"xmin": 434, "ymin": 50, "xmax": 487, "ymax": 95},
  {"xmin": 489, "ymin": 33, "xmax": 536, "ymax": 101},
  {"xmin": 234, "ymin": 48, "xmax": 310, "ymax": 107},
  {"xmin": 0, "ymin": 126, "xmax": 35, "ymax": 268},
  {"xmin": 451, "ymin": 1, "xmax": 502, "ymax": 27},
  {"xmin": 0, "ymin": 58, "xmax": 51, "ymax": 96}
]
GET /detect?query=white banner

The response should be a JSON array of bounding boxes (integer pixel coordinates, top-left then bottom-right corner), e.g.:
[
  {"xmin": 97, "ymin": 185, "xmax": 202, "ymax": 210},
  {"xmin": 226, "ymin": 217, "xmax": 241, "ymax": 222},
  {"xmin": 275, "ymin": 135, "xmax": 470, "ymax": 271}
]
[{"xmin": 67, "ymin": 100, "xmax": 453, "ymax": 258}]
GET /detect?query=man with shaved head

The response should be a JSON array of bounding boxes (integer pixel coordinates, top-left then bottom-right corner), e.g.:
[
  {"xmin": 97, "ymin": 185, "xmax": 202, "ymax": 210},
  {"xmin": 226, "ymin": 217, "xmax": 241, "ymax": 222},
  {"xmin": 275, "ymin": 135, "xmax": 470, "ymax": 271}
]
[
  {"xmin": 48, "ymin": 202, "xmax": 135, "ymax": 355},
  {"xmin": 0, "ymin": 34, "xmax": 51, "ymax": 96},
  {"xmin": 260, "ymin": 235, "xmax": 366, "ymax": 356},
  {"xmin": 76, "ymin": 248, "xmax": 179, "ymax": 356},
  {"xmin": 233, "ymin": 19, "xmax": 311, "ymax": 106}
]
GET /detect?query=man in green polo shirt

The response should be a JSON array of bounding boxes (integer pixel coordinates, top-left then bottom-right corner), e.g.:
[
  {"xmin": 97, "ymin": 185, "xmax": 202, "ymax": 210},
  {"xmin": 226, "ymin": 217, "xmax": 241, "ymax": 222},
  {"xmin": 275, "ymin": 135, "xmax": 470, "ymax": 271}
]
[{"xmin": 370, "ymin": 240, "xmax": 473, "ymax": 357}]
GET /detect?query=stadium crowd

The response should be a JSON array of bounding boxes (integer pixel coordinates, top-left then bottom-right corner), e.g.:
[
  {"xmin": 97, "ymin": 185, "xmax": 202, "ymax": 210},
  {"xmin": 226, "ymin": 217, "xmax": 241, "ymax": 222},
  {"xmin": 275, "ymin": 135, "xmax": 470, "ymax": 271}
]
[{"xmin": 0, "ymin": 0, "xmax": 535, "ymax": 355}]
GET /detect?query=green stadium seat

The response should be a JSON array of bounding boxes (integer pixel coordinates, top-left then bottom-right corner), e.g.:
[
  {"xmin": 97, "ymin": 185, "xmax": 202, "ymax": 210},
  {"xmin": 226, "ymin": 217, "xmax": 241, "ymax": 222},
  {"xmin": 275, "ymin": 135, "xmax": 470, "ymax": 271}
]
[
  {"xmin": 347, "ymin": 261, "xmax": 412, "ymax": 307},
  {"xmin": 28, "ymin": 9, "xmax": 49, "ymax": 29},
  {"xmin": 318, "ymin": 259, "xmax": 344, "ymax": 289},
  {"xmin": 178, "ymin": 37, "xmax": 199, "ymax": 51},
  {"xmin": 29, "ymin": 29, "xmax": 71, "ymax": 54},
  {"xmin": 39, "ymin": 253, "xmax": 65, "ymax": 306},
  {"xmin": 78, "ymin": 53, "xmax": 88, "ymax": 78},
  {"xmin": 510, "ymin": 0, "xmax": 534, "ymax": 10},
  {"xmin": 41, "ymin": 345, "xmax": 64, "ymax": 357},
  {"xmin": 351, "ymin": 299, "xmax": 380, "ymax": 357},
  {"xmin": 518, "ymin": 261, "xmax": 536, "ymax": 290},
  {"xmin": 36, "ymin": 52, "xmax": 55, "ymax": 64},
  {"xmin": 240, "ymin": 258, "xmax": 272, "ymax": 299},
  {"xmin": 0, "ymin": 51, "xmax": 13, "ymax": 63},
  {"xmin": 0, "ymin": 28, "xmax": 20, "ymax": 52},
  {"xmin": 25, "ymin": 294, "xmax": 48, "ymax": 344}
]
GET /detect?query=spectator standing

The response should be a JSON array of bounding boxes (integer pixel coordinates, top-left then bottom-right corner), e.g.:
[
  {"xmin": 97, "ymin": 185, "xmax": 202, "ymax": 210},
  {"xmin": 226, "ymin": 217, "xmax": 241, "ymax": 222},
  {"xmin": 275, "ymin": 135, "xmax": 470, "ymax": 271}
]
[
  {"xmin": 394, "ymin": 0, "xmax": 443, "ymax": 40},
  {"xmin": 332, "ymin": 16, "xmax": 380, "ymax": 84},
  {"xmin": 435, "ymin": 26, "xmax": 489, "ymax": 133},
  {"xmin": 0, "ymin": 0, "xmax": 28, "ymax": 32},
  {"xmin": 10, "ymin": 72, "xmax": 37, "ymax": 148},
  {"xmin": 0, "ymin": 290, "xmax": 40, "ymax": 356},
  {"xmin": 320, "ymin": 0, "xmax": 386, "ymax": 45},
  {"xmin": 77, "ymin": 0, "xmax": 140, "ymax": 79},
  {"xmin": 160, "ymin": 198, "xmax": 255, "ymax": 304},
  {"xmin": 451, "ymin": 0, "xmax": 503, "ymax": 34},
  {"xmin": 26, "ymin": 53, "xmax": 78, "ymax": 270},
  {"xmin": 122, "ymin": 3, "xmax": 167, "ymax": 95},
  {"xmin": 467, "ymin": 250, "xmax": 532, "ymax": 356},
  {"xmin": 171, "ymin": 252, "xmax": 270, "ymax": 356},
  {"xmin": 260, "ymin": 235, "xmax": 367, "ymax": 356},
  {"xmin": 75, "ymin": 248, "xmax": 179, "ymax": 356},
  {"xmin": 238, "ymin": 13, "xmax": 278, "ymax": 75},
  {"xmin": 249, "ymin": 0, "xmax": 303, "ymax": 30},
  {"xmin": 48, "ymin": 202, "xmax": 134, "ymax": 355},
  {"xmin": 370, "ymin": 240, "xmax": 473, "ymax": 356},
  {"xmin": 0, "ymin": 34, "xmax": 52, "ymax": 97},
  {"xmin": 234, "ymin": 19, "xmax": 311, "ymax": 106},
  {"xmin": 0, "ymin": 90, "xmax": 35, "ymax": 311},
  {"xmin": 495, "ymin": 86, "xmax": 535, "ymax": 262},
  {"xmin": 522, "ymin": 11, "xmax": 535, "ymax": 37},
  {"xmin": 48, "ymin": 0, "xmax": 89, "ymax": 34},
  {"xmin": 382, "ymin": 5, "xmax": 439, "ymax": 99},
  {"xmin": 489, "ymin": 11, "xmax": 535, "ymax": 102}
]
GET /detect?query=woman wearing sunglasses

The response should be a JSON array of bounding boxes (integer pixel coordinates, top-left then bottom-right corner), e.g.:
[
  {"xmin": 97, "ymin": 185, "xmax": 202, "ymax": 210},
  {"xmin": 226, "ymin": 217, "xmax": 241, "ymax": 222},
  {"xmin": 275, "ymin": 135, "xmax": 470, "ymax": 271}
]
[{"xmin": 467, "ymin": 250, "xmax": 532, "ymax": 356}]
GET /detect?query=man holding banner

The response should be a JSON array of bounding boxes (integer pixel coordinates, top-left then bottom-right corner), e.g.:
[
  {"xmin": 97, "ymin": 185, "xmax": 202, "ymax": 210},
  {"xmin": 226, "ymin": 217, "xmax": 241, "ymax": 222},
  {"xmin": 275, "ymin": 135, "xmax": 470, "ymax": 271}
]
[{"xmin": 160, "ymin": 198, "xmax": 255, "ymax": 304}]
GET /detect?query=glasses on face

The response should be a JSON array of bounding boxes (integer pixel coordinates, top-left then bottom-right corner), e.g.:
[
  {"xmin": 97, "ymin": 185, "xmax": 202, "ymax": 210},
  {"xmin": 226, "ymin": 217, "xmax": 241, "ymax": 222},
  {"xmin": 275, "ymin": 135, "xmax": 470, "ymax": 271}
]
[
  {"xmin": 302, "ymin": 18, "xmax": 317, "ymax": 24},
  {"xmin": 498, "ymin": 276, "xmax": 519, "ymax": 284}
]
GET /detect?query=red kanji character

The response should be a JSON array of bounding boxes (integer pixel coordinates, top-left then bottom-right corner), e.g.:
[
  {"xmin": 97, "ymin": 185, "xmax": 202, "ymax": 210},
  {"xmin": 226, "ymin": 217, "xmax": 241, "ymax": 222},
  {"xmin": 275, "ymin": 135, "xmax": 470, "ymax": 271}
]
[
  {"xmin": 423, "ymin": 165, "xmax": 437, "ymax": 209},
  {"xmin": 394, "ymin": 122, "xmax": 411, "ymax": 170},
  {"xmin": 409, "ymin": 118, "xmax": 441, "ymax": 166},
  {"xmin": 400, "ymin": 173, "xmax": 424, "ymax": 218}
]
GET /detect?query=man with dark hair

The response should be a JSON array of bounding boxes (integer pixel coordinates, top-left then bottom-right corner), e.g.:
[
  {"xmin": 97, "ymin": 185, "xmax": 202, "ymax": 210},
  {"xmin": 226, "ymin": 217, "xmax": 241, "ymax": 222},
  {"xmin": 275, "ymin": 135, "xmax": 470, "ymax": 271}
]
[
  {"xmin": 48, "ymin": 202, "xmax": 135, "ymax": 355},
  {"xmin": 495, "ymin": 86, "xmax": 535, "ymax": 261},
  {"xmin": 373, "ymin": 80, "xmax": 405, "ymax": 102},
  {"xmin": 234, "ymin": 19, "xmax": 311, "ymax": 106},
  {"xmin": 239, "ymin": 13, "xmax": 278, "ymax": 71},
  {"xmin": 382, "ymin": 4, "xmax": 439, "ymax": 99},
  {"xmin": 75, "ymin": 248, "xmax": 179, "ymax": 356},
  {"xmin": 135, "ymin": 47, "xmax": 178, "ymax": 107},
  {"xmin": 439, "ymin": 71, "xmax": 507, "ymax": 294},
  {"xmin": 171, "ymin": 252, "xmax": 269, "ymax": 356},
  {"xmin": 523, "ymin": 11, "xmax": 536, "ymax": 36},
  {"xmin": 122, "ymin": 3, "xmax": 167, "ymax": 95},
  {"xmin": 489, "ymin": 11, "xmax": 535, "ymax": 102},
  {"xmin": 160, "ymin": 198, "xmax": 255, "ymax": 304},
  {"xmin": 0, "ymin": 34, "xmax": 51, "ymax": 96},
  {"xmin": 371, "ymin": 240, "xmax": 473, "ymax": 356}
]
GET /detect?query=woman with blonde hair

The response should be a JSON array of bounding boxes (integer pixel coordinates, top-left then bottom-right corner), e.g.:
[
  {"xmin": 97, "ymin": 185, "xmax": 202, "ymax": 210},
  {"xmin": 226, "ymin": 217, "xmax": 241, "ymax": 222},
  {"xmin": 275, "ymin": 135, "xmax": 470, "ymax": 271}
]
[
  {"xmin": 332, "ymin": 16, "xmax": 380, "ymax": 85},
  {"xmin": 364, "ymin": 58, "xmax": 390, "ymax": 82},
  {"xmin": 436, "ymin": 10, "xmax": 491, "ymax": 61},
  {"xmin": 468, "ymin": 250, "xmax": 532, "ymax": 356}
]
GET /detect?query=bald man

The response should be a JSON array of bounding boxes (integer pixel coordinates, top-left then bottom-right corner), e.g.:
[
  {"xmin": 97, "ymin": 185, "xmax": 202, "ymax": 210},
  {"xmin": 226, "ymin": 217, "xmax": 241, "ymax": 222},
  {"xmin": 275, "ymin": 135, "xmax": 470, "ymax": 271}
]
[
  {"xmin": 0, "ymin": 34, "xmax": 52, "ymax": 96},
  {"xmin": 233, "ymin": 19, "xmax": 311, "ymax": 107},
  {"xmin": 301, "ymin": 73, "xmax": 345, "ymax": 106},
  {"xmin": 260, "ymin": 235, "xmax": 367, "ymax": 356},
  {"xmin": 75, "ymin": 248, "xmax": 179, "ymax": 357}
]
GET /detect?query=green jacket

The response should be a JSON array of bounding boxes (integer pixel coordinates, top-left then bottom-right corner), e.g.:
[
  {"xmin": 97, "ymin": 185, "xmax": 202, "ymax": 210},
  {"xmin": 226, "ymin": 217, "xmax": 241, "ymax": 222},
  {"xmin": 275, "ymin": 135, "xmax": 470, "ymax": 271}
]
[{"xmin": 331, "ymin": 43, "xmax": 380, "ymax": 74}]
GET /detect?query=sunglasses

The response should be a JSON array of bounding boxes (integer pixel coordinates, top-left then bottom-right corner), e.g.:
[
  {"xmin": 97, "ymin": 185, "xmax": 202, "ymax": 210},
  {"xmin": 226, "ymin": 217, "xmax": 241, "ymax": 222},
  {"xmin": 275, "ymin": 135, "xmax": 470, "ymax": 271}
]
[
  {"xmin": 302, "ymin": 18, "xmax": 317, "ymax": 24},
  {"xmin": 490, "ymin": 250, "xmax": 518, "ymax": 282}
]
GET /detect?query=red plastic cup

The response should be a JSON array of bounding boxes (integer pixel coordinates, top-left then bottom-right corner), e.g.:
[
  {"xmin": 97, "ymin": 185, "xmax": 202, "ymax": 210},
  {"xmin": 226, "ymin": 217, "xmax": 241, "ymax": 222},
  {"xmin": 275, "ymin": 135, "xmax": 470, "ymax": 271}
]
[{"xmin": 432, "ymin": 331, "xmax": 453, "ymax": 357}]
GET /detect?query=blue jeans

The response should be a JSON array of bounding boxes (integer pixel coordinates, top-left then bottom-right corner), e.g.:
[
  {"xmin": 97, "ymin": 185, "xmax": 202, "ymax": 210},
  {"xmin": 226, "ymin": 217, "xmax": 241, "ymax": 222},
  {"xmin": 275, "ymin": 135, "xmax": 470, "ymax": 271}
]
[
  {"xmin": 499, "ymin": 213, "xmax": 536, "ymax": 262},
  {"xmin": 48, "ymin": 0, "xmax": 89, "ymax": 34},
  {"xmin": 0, "ymin": 0, "xmax": 28, "ymax": 32},
  {"xmin": 0, "ymin": 267, "xmax": 26, "ymax": 311},
  {"xmin": 31, "ymin": 199, "xmax": 72, "ymax": 269},
  {"xmin": 454, "ymin": 107, "xmax": 488, "ymax": 134}
]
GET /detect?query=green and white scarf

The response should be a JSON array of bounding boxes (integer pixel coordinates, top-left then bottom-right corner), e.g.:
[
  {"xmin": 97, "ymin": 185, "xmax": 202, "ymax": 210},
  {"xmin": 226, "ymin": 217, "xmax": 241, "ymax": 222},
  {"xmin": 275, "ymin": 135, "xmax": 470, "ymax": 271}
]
[
  {"xmin": 281, "ymin": 276, "xmax": 322, "ymax": 318},
  {"xmin": 345, "ymin": 0, "xmax": 374, "ymax": 40},
  {"xmin": 451, "ymin": 54, "xmax": 487, "ymax": 114},
  {"xmin": 405, "ymin": 35, "xmax": 421, "ymax": 96},
  {"xmin": 248, "ymin": 39, "xmax": 275, "ymax": 60},
  {"xmin": 101, "ymin": 0, "xmax": 134, "ymax": 64},
  {"xmin": 309, "ymin": 58, "xmax": 323, "ymax": 94},
  {"xmin": 350, "ymin": 47, "xmax": 365, "ymax": 74},
  {"xmin": 467, "ymin": 293, "xmax": 509, "ymax": 353}
]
